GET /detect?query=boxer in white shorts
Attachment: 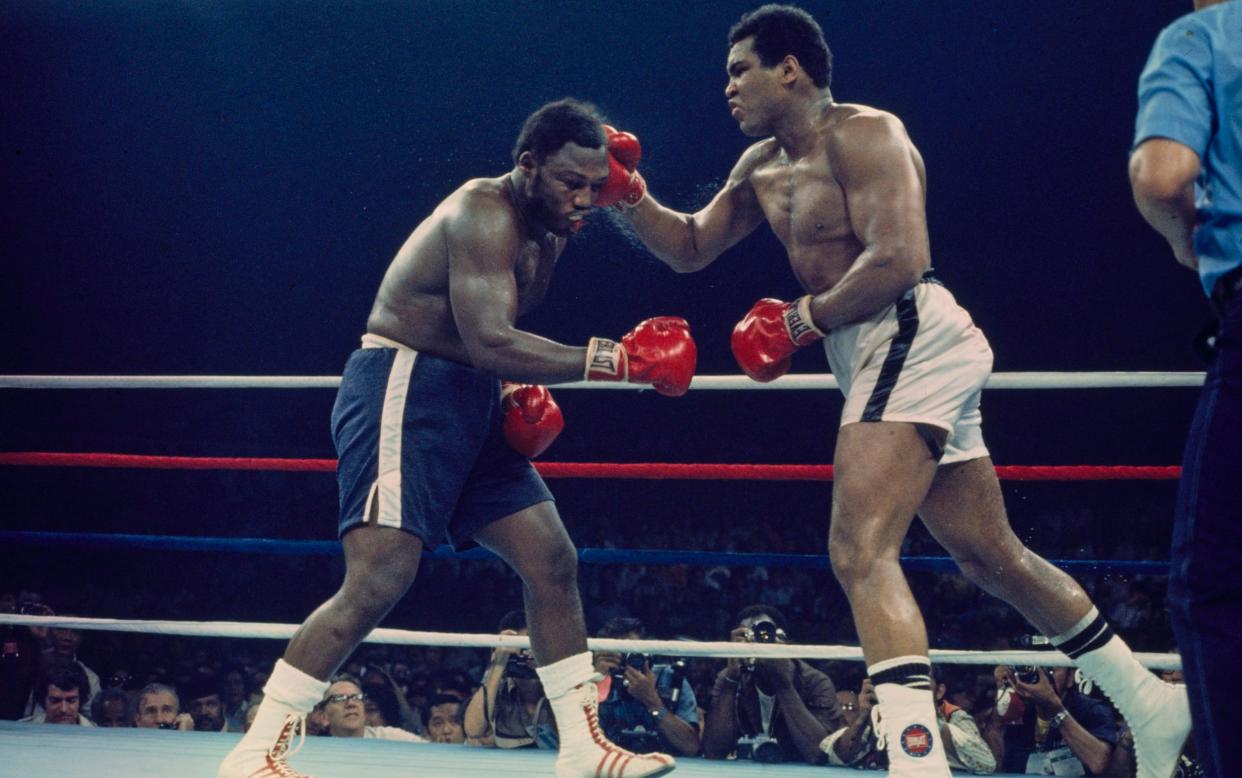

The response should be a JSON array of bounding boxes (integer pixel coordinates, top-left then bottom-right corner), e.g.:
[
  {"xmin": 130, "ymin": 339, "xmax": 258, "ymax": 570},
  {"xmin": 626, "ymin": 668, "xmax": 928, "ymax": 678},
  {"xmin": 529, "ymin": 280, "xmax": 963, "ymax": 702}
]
[
  {"xmin": 609, "ymin": 6, "xmax": 1189, "ymax": 777},
  {"xmin": 826, "ymin": 274, "xmax": 992, "ymax": 466}
]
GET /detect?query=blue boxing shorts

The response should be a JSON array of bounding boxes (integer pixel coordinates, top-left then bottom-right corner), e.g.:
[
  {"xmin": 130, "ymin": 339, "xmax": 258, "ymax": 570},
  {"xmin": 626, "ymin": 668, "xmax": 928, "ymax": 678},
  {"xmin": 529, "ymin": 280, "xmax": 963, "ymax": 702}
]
[{"xmin": 330, "ymin": 333, "xmax": 554, "ymax": 549}]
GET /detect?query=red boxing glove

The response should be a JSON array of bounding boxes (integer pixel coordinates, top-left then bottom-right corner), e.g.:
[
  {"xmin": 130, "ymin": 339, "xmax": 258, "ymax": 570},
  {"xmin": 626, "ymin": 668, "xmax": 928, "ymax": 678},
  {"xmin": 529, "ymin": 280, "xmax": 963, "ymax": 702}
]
[
  {"xmin": 730, "ymin": 295, "xmax": 826, "ymax": 383},
  {"xmin": 585, "ymin": 316, "xmax": 696, "ymax": 397},
  {"xmin": 596, "ymin": 124, "xmax": 647, "ymax": 211},
  {"xmin": 501, "ymin": 382, "xmax": 564, "ymax": 459}
]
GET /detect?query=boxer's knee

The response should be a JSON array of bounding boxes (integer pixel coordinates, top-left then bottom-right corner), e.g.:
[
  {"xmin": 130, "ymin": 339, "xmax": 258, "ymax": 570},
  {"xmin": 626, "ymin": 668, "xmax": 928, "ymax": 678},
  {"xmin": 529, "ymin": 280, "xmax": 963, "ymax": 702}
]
[
  {"xmin": 340, "ymin": 527, "xmax": 422, "ymax": 612},
  {"xmin": 522, "ymin": 536, "xmax": 578, "ymax": 593},
  {"xmin": 828, "ymin": 522, "xmax": 900, "ymax": 589}
]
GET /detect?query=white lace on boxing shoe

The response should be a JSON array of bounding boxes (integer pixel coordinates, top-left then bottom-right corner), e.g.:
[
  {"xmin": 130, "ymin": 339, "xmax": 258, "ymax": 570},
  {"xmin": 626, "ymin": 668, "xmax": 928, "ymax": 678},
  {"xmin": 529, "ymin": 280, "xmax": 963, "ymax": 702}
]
[
  {"xmin": 1126, "ymin": 679, "xmax": 1191, "ymax": 778},
  {"xmin": 551, "ymin": 682, "xmax": 676, "ymax": 778},
  {"xmin": 218, "ymin": 713, "xmax": 314, "ymax": 778}
]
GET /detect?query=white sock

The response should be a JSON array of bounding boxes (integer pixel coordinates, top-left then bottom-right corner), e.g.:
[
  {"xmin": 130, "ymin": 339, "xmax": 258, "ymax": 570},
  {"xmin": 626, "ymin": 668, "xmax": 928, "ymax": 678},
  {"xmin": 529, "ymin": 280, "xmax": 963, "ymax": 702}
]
[
  {"xmin": 1050, "ymin": 608, "xmax": 1157, "ymax": 721},
  {"xmin": 244, "ymin": 659, "xmax": 328, "ymax": 742},
  {"xmin": 869, "ymin": 656, "xmax": 950, "ymax": 776},
  {"xmin": 535, "ymin": 652, "xmax": 596, "ymax": 699}
]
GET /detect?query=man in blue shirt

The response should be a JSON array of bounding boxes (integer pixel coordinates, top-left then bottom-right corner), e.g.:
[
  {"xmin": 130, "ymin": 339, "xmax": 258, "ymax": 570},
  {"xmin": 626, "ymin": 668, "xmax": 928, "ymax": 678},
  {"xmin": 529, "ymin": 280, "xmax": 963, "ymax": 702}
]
[
  {"xmin": 592, "ymin": 617, "xmax": 701, "ymax": 757},
  {"xmin": 1130, "ymin": 2, "xmax": 1242, "ymax": 776}
]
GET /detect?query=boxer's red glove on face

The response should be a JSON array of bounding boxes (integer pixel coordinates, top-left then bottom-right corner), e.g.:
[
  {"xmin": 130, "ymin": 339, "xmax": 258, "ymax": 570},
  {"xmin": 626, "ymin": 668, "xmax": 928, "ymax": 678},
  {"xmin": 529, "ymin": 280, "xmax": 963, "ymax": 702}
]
[
  {"xmin": 585, "ymin": 316, "xmax": 697, "ymax": 397},
  {"xmin": 596, "ymin": 125, "xmax": 646, "ymax": 211},
  {"xmin": 731, "ymin": 295, "xmax": 826, "ymax": 383},
  {"xmin": 501, "ymin": 382, "xmax": 564, "ymax": 459}
]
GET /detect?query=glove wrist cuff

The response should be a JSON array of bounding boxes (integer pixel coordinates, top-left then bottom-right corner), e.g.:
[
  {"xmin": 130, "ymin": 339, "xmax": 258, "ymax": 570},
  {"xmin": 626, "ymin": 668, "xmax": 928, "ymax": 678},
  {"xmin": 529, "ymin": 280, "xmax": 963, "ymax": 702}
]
[
  {"xmin": 786, "ymin": 295, "xmax": 827, "ymax": 346},
  {"xmin": 585, "ymin": 337, "xmax": 628, "ymax": 382},
  {"xmin": 612, "ymin": 172, "xmax": 647, "ymax": 212}
]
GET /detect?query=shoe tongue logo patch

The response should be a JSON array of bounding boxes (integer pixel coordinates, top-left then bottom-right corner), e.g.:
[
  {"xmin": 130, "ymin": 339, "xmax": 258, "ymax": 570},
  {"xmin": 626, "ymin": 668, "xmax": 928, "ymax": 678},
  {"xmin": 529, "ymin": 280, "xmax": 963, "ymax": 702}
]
[{"xmin": 900, "ymin": 723, "xmax": 934, "ymax": 757}]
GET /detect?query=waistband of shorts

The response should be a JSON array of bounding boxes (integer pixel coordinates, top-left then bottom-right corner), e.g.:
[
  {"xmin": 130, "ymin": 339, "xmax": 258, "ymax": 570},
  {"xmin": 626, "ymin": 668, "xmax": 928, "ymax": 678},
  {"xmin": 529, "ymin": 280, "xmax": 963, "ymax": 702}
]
[{"xmin": 360, "ymin": 333, "xmax": 416, "ymax": 351}]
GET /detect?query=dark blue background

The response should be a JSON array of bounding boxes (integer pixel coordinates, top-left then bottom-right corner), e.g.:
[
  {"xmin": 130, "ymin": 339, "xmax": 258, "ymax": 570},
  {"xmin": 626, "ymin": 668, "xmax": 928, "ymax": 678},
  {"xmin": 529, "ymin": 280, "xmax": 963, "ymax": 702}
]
[{"xmin": 0, "ymin": 2, "xmax": 1206, "ymax": 633}]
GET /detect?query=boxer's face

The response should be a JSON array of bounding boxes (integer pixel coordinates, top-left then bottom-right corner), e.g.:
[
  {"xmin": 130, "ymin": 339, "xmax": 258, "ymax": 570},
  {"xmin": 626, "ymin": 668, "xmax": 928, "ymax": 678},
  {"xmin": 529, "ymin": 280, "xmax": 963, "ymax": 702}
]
[
  {"xmin": 726, "ymin": 37, "xmax": 783, "ymax": 137},
  {"xmin": 522, "ymin": 142, "xmax": 609, "ymax": 236}
]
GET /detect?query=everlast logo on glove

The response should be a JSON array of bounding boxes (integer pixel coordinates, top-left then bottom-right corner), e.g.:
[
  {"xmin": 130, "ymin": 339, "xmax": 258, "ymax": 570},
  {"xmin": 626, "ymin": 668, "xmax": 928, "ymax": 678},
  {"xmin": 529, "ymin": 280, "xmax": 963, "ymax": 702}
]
[
  {"xmin": 784, "ymin": 295, "xmax": 826, "ymax": 347},
  {"xmin": 584, "ymin": 318, "xmax": 696, "ymax": 396},
  {"xmin": 585, "ymin": 338, "xmax": 626, "ymax": 382}
]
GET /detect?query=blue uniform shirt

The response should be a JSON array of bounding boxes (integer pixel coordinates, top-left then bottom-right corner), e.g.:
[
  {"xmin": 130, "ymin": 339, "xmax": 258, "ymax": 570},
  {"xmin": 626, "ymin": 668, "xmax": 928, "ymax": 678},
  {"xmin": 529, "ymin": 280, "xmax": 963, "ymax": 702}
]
[
  {"xmin": 1134, "ymin": 1, "xmax": 1242, "ymax": 297},
  {"xmin": 596, "ymin": 664, "xmax": 698, "ymax": 750}
]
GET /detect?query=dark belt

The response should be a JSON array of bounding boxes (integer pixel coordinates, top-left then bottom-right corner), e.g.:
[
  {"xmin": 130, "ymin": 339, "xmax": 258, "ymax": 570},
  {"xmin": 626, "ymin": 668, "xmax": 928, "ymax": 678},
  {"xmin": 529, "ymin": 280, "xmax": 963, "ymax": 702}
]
[{"xmin": 1211, "ymin": 265, "xmax": 1242, "ymax": 315}]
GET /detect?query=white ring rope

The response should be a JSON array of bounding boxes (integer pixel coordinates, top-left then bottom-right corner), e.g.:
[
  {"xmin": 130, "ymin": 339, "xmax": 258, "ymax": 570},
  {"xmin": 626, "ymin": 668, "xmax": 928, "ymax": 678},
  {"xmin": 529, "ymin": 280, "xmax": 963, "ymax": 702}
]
[
  {"xmin": 0, "ymin": 372, "xmax": 1206, "ymax": 391},
  {"xmin": 0, "ymin": 614, "xmax": 1181, "ymax": 671}
]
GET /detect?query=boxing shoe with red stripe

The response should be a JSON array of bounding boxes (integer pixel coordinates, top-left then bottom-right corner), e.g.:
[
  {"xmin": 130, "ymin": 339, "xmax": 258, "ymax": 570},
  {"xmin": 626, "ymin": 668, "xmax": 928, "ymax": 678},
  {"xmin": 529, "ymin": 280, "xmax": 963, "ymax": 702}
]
[
  {"xmin": 549, "ymin": 681, "xmax": 675, "ymax": 778},
  {"xmin": 218, "ymin": 713, "xmax": 314, "ymax": 778}
]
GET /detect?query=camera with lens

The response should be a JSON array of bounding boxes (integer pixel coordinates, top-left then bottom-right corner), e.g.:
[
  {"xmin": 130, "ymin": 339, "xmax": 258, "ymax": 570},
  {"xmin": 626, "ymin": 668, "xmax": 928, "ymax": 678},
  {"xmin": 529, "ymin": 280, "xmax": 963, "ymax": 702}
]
[
  {"xmin": 617, "ymin": 726, "xmax": 662, "ymax": 753},
  {"xmin": 611, "ymin": 652, "xmax": 650, "ymax": 679},
  {"xmin": 736, "ymin": 733, "xmax": 784, "ymax": 763},
  {"xmin": 741, "ymin": 620, "xmax": 785, "ymax": 673},
  {"xmin": 1011, "ymin": 634, "xmax": 1053, "ymax": 650},
  {"xmin": 1008, "ymin": 634, "xmax": 1052, "ymax": 685},
  {"xmin": 505, "ymin": 652, "xmax": 538, "ymax": 680},
  {"xmin": 157, "ymin": 721, "xmax": 179, "ymax": 730},
  {"xmin": 744, "ymin": 621, "xmax": 782, "ymax": 644},
  {"xmin": 1012, "ymin": 665, "xmax": 1043, "ymax": 684}
]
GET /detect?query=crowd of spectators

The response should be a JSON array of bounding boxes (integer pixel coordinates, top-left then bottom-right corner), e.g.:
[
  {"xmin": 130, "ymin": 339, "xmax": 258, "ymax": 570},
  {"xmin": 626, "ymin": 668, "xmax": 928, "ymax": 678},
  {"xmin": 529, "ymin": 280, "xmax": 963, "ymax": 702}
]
[{"xmin": 1, "ymin": 570, "xmax": 1195, "ymax": 776}]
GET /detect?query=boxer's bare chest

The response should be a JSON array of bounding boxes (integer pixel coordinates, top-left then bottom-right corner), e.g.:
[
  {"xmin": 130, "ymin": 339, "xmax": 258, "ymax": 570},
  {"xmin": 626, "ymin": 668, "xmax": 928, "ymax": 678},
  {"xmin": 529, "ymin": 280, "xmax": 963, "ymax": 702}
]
[
  {"xmin": 513, "ymin": 234, "xmax": 560, "ymax": 315},
  {"xmin": 750, "ymin": 149, "xmax": 862, "ymax": 293}
]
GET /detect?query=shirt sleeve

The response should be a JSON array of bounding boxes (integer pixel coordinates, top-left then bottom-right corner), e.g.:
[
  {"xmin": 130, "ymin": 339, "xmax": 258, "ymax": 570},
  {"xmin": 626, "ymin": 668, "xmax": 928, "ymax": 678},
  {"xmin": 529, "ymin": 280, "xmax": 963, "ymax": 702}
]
[
  {"xmin": 674, "ymin": 678, "xmax": 699, "ymax": 724},
  {"xmin": 797, "ymin": 663, "xmax": 843, "ymax": 729},
  {"xmin": 1134, "ymin": 16, "xmax": 1214, "ymax": 155},
  {"xmin": 1068, "ymin": 695, "xmax": 1120, "ymax": 746},
  {"xmin": 368, "ymin": 725, "xmax": 427, "ymax": 742},
  {"xmin": 945, "ymin": 709, "xmax": 998, "ymax": 774},
  {"xmin": 820, "ymin": 726, "xmax": 856, "ymax": 766}
]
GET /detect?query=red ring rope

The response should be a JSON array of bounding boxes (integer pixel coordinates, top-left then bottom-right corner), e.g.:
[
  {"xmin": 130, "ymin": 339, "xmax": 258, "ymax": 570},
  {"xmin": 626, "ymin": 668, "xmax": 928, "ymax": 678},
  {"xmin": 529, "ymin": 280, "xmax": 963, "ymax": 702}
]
[{"xmin": 0, "ymin": 452, "xmax": 1180, "ymax": 481}]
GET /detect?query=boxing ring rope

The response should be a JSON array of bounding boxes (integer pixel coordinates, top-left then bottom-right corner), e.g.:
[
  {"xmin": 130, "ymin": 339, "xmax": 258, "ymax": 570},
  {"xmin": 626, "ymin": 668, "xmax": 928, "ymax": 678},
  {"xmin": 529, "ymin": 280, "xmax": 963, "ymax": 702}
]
[
  {"xmin": 0, "ymin": 370, "xmax": 1189, "ymax": 677},
  {"xmin": 0, "ymin": 614, "xmax": 1182, "ymax": 671},
  {"xmin": 0, "ymin": 530, "xmax": 1171, "ymax": 576},
  {"xmin": 0, "ymin": 371, "xmax": 1206, "ymax": 391},
  {"xmin": 0, "ymin": 451, "xmax": 1182, "ymax": 481}
]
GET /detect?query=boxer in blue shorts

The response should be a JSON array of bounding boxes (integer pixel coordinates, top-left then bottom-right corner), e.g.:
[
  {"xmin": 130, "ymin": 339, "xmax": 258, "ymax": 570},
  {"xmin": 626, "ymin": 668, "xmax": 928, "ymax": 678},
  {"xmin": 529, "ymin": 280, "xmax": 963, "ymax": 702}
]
[
  {"xmin": 602, "ymin": 7, "xmax": 1190, "ymax": 777},
  {"xmin": 221, "ymin": 99, "xmax": 693, "ymax": 778}
]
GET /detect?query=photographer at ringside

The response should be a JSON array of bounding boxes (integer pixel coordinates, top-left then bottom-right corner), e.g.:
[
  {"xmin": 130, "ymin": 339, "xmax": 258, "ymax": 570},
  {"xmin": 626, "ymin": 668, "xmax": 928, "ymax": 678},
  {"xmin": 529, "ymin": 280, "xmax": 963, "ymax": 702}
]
[
  {"xmin": 702, "ymin": 605, "xmax": 844, "ymax": 764},
  {"xmin": 993, "ymin": 664, "xmax": 1117, "ymax": 775},
  {"xmin": 462, "ymin": 610, "xmax": 556, "ymax": 749},
  {"xmin": 591, "ymin": 617, "xmax": 700, "ymax": 756}
]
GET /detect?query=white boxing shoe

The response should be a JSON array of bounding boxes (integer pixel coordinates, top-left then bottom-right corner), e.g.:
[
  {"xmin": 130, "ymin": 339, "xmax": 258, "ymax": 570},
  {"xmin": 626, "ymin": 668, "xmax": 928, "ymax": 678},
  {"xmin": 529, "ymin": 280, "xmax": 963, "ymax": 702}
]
[
  {"xmin": 218, "ymin": 713, "xmax": 314, "ymax": 778},
  {"xmin": 550, "ymin": 682, "xmax": 676, "ymax": 778},
  {"xmin": 1128, "ymin": 680, "xmax": 1191, "ymax": 778}
]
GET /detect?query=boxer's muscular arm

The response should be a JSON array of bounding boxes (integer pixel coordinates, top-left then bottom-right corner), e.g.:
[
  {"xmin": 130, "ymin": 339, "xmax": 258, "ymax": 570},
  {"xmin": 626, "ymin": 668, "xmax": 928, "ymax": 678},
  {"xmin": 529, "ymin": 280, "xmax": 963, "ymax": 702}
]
[
  {"xmin": 624, "ymin": 145, "xmax": 766, "ymax": 273},
  {"xmin": 804, "ymin": 113, "xmax": 931, "ymax": 331},
  {"xmin": 446, "ymin": 196, "xmax": 587, "ymax": 382}
]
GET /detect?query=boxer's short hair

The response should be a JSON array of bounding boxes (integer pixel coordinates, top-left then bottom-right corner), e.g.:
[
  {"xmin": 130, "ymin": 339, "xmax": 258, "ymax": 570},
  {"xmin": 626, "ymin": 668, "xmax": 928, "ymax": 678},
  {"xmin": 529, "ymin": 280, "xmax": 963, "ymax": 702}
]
[
  {"xmin": 729, "ymin": 4, "xmax": 832, "ymax": 89},
  {"xmin": 513, "ymin": 98, "xmax": 607, "ymax": 164}
]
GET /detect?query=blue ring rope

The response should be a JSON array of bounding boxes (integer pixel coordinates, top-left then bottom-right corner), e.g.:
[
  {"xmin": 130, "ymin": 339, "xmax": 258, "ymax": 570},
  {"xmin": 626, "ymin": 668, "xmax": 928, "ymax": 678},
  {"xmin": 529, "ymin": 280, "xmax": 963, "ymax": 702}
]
[{"xmin": 0, "ymin": 530, "xmax": 1169, "ymax": 575}]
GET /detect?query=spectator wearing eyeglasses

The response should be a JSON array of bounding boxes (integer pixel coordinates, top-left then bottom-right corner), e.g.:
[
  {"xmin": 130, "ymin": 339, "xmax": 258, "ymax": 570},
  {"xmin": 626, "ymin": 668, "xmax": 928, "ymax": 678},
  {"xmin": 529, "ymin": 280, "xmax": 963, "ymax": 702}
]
[{"xmin": 321, "ymin": 675, "xmax": 425, "ymax": 741}]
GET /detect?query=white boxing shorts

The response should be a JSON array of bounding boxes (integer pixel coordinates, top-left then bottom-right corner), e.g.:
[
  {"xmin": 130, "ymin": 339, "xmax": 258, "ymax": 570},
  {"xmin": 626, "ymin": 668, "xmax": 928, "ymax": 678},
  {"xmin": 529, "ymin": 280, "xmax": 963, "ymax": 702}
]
[{"xmin": 823, "ymin": 276, "xmax": 993, "ymax": 465}]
